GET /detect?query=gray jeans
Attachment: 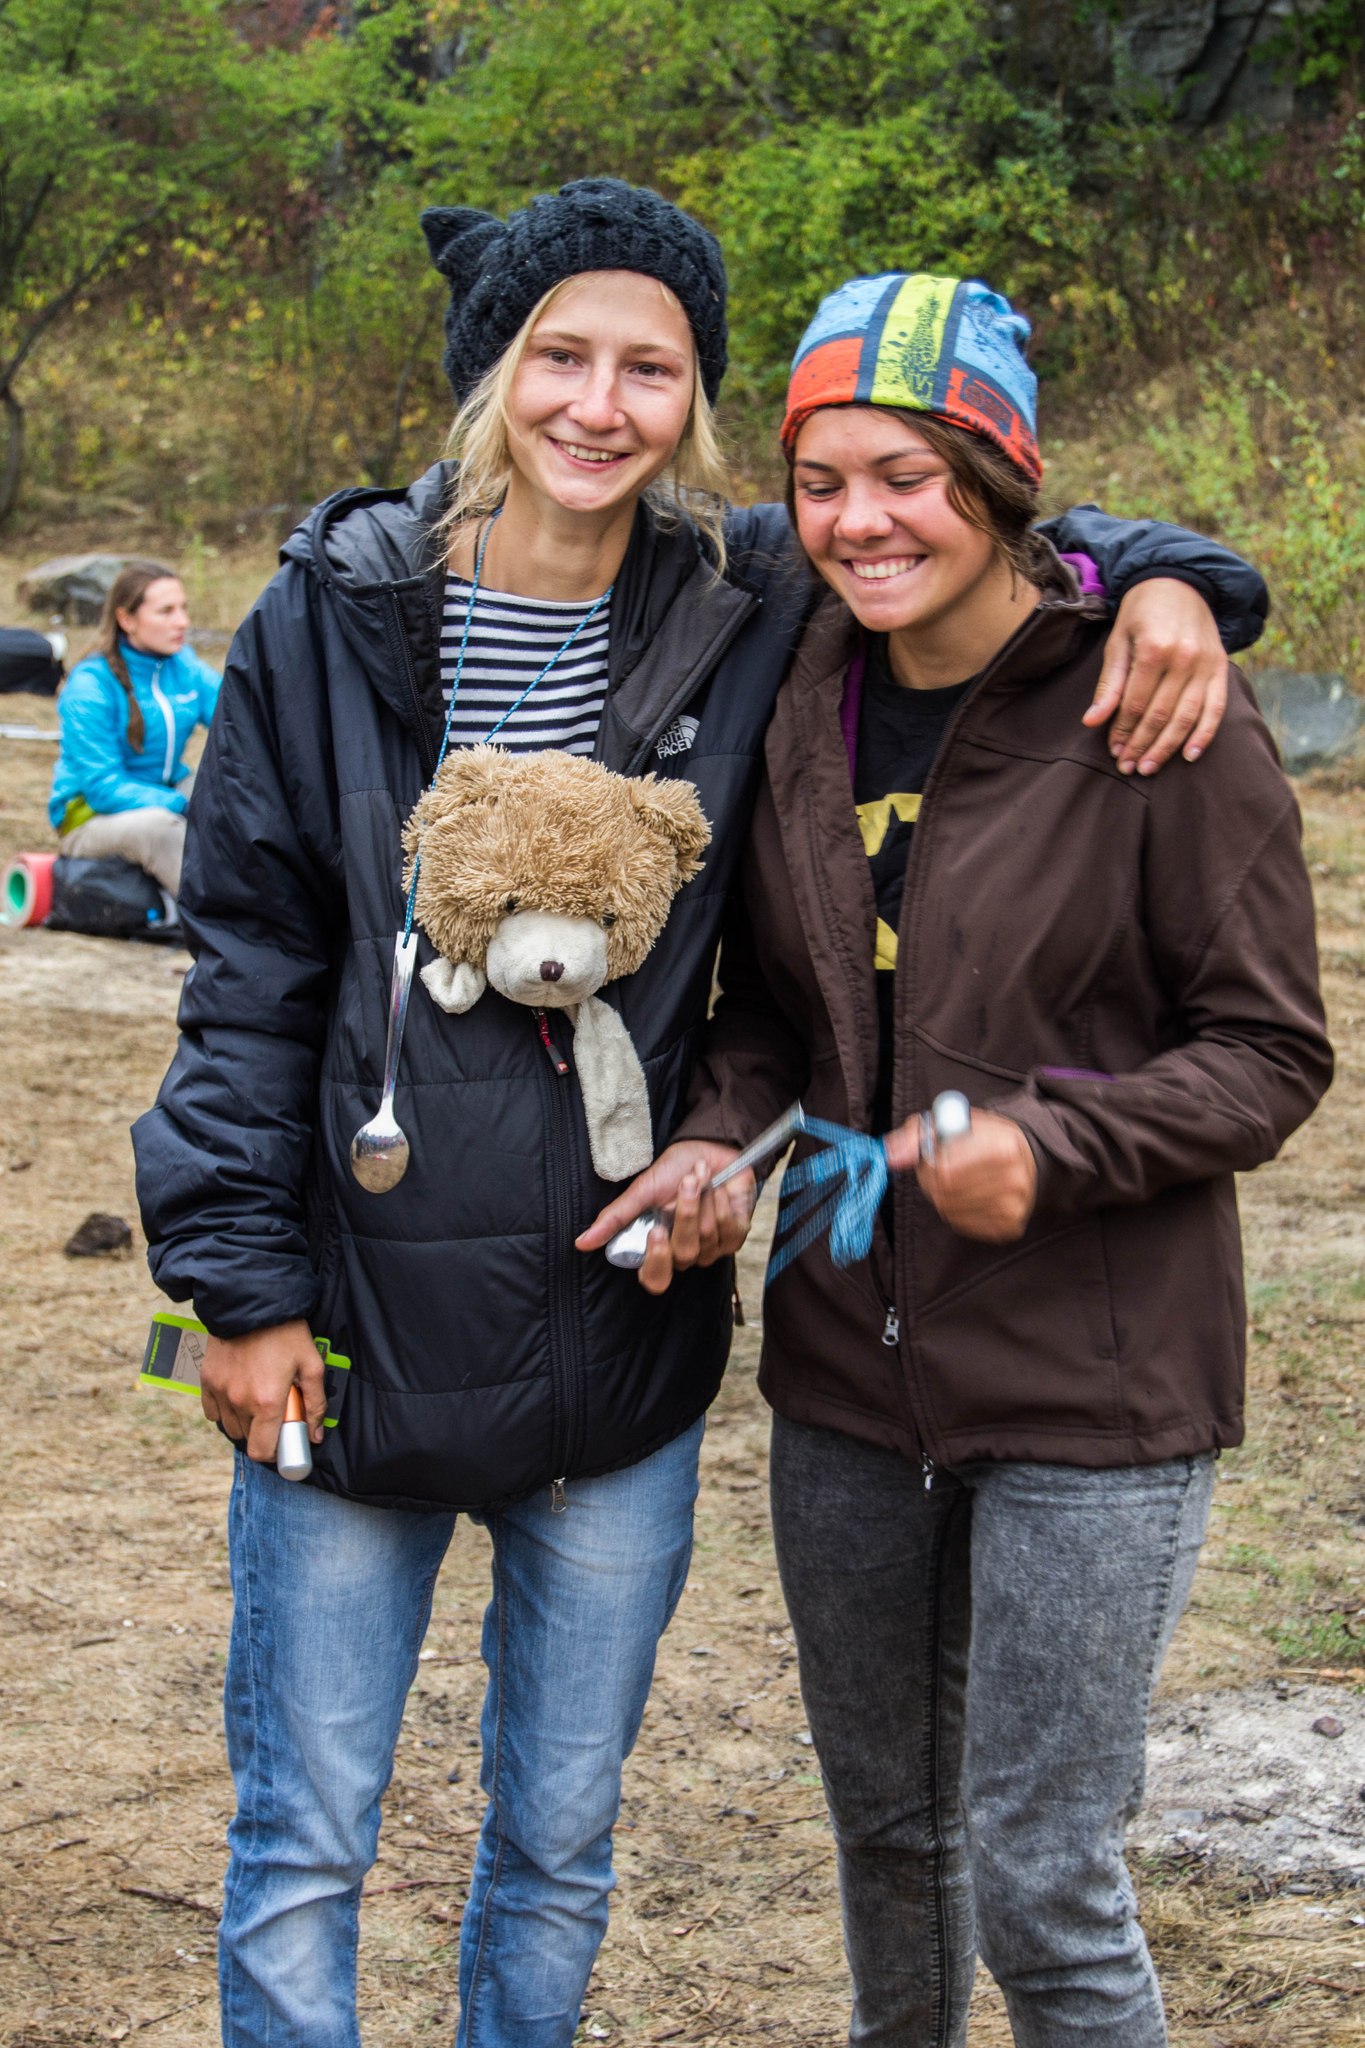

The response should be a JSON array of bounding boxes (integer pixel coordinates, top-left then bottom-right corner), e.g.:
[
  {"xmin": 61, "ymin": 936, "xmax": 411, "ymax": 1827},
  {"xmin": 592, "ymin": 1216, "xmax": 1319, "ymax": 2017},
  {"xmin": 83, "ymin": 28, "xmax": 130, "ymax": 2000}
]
[{"xmin": 770, "ymin": 1415, "xmax": 1215, "ymax": 2048}]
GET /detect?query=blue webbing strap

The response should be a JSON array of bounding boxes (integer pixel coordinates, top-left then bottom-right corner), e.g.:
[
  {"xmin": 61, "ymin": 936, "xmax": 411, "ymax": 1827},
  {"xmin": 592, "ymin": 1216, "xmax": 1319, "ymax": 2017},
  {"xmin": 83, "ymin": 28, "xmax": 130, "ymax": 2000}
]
[{"xmin": 766, "ymin": 1115, "xmax": 889, "ymax": 1282}]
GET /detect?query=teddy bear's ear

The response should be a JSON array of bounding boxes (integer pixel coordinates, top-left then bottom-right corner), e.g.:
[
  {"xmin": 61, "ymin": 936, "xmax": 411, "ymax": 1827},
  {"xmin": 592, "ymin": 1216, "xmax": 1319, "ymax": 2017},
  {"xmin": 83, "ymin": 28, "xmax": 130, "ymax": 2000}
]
[
  {"xmin": 403, "ymin": 747, "xmax": 509, "ymax": 865},
  {"xmin": 428, "ymin": 744, "xmax": 511, "ymax": 811},
  {"xmin": 629, "ymin": 777, "xmax": 711, "ymax": 882}
]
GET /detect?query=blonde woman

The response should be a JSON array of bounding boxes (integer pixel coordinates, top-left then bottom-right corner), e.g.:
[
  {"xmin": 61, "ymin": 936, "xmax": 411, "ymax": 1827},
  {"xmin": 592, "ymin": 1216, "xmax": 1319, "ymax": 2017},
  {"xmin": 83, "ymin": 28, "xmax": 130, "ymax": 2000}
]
[{"xmin": 134, "ymin": 184, "xmax": 1264, "ymax": 2048}]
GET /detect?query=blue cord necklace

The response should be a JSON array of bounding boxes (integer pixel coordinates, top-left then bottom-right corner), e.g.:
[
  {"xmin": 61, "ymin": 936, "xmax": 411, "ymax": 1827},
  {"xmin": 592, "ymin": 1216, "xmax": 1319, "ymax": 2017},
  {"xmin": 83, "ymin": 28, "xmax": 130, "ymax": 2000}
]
[{"xmin": 402, "ymin": 510, "xmax": 615, "ymax": 941}]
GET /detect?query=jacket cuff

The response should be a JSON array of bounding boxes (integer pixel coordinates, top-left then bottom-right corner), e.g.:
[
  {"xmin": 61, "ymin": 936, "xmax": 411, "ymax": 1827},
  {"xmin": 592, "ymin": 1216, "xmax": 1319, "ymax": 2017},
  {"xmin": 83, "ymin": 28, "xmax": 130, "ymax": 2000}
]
[
  {"xmin": 147, "ymin": 1254, "xmax": 320, "ymax": 1343},
  {"xmin": 985, "ymin": 1085, "xmax": 1088, "ymax": 1220},
  {"xmin": 1115, "ymin": 563, "xmax": 1219, "ymax": 611},
  {"xmin": 1113, "ymin": 563, "xmax": 1269, "ymax": 653},
  {"xmin": 670, "ymin": 1103, "xmax": 753, "ymax": 1151}
]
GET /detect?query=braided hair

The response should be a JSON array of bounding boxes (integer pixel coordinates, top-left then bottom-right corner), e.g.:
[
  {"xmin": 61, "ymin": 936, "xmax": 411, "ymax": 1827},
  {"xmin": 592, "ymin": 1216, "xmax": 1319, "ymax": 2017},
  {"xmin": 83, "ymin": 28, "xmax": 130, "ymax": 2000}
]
[{"xmin": 95, "ymin": 560, "xmax": 176, "ymax": 751}]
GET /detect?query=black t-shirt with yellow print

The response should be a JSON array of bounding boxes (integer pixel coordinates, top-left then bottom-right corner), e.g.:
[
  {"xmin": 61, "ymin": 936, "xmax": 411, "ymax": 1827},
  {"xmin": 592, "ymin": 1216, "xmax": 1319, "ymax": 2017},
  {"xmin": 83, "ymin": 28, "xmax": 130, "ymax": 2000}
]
[{"xmin": 854, "ymin": 637, "xmax": 974, "ymax": 1133}]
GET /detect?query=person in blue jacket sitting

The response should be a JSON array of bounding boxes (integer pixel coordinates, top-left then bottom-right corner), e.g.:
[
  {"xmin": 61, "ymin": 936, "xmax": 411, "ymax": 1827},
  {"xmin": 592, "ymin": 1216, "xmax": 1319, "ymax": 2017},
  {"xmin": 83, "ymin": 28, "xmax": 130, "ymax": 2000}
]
[{"xmin": 48, "ymin": 560, "xmax": 221, "ymax": 899}]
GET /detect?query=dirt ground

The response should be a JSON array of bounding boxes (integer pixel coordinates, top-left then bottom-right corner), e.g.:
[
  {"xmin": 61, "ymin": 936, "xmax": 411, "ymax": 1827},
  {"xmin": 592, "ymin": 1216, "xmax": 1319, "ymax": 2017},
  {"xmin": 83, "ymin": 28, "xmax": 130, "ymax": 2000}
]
[{"xmin": 1, "ymin": 545, "xmax": 1362, "ymax": 2045}]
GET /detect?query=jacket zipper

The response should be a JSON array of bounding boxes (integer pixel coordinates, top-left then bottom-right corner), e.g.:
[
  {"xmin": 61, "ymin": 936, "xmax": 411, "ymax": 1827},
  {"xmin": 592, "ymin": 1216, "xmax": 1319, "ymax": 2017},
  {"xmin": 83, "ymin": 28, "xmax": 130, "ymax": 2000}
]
[
  {"xmin": 149, "ymin": 664, "xmax": 175, "ymax": 783},
  {"xmin": 882, "ymin": 678, "xmax": 994, "ymax": 1495},
  {"xmin": 877, "ymin": 1294, "xmax": 931, "ymax": 1486},
  {"xmin": 793, "ymin": 674, "xmax": 947, "ymax": 1488},
  {"xmin": 387, "ymin": 592, "xmax": 437, "ymax": 779},
  {"xmin": 538, "ymin": 1011, "xmax": 585, "ymax": 1506}
]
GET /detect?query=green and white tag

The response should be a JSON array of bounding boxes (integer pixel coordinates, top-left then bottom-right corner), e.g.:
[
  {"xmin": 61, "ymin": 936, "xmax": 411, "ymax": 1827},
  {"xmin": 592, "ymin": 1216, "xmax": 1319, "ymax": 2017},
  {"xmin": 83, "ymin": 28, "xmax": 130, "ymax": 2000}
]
[{"xmin": 140, "ymin": 1311, "xmax": 351, "ymax": 1426}]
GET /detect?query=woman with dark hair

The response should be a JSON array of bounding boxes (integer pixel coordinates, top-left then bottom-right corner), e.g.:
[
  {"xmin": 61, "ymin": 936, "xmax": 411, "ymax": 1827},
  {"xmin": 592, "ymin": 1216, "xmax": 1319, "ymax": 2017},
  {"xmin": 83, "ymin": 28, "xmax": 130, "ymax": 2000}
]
[
  {"xmin": 134, "ymin": 199, "xmax": 1266, "ymax": 2048},
  {"xmin": 49, "ymin": 561, "xmax": 221, "ymax": 898},
  {"xmin": 585, "ymin": 271, "xmax": 1330, "ymax": 2047}
]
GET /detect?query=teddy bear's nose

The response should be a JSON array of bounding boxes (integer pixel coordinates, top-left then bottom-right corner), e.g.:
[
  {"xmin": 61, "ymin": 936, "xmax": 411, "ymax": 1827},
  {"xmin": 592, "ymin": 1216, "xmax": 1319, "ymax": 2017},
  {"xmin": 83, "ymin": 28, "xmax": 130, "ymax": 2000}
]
[{"xmin": 539, "ymin": 959, "xmax": 564, "ymax": 982}]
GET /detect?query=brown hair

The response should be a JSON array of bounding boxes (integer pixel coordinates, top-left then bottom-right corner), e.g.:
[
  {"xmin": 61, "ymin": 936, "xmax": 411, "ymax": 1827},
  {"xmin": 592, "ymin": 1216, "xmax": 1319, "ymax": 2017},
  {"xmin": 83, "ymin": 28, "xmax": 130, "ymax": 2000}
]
[
  {"xmin": 97, "ymin": 560, "xmax": 177, "ymax": 750},
  {"xmin": 785, "ymin": 407, "xmax": 1049, "ymax": 588}
]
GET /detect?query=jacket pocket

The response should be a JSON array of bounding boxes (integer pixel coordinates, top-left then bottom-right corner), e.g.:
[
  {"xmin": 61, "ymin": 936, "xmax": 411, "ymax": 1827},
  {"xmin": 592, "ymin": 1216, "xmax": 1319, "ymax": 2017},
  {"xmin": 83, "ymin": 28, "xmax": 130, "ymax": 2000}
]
[{"xmin": 914, "ymin": 1218, "xmax": 1124, "ymax": 1446}]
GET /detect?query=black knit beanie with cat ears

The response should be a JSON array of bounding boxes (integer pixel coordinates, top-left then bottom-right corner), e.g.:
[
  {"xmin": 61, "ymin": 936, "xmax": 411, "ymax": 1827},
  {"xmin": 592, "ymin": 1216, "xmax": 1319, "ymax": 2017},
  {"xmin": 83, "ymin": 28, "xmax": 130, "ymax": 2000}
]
[{"xmin": 420, "ymin": 178, "xmax": 729, "ymax": 407}]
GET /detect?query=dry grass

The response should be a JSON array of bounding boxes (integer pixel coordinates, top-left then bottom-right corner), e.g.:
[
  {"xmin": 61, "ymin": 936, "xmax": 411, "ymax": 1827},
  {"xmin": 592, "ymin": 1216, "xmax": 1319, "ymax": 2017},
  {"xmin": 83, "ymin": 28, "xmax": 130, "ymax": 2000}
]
[{"xmin": 1043, "ymin": 307, "xmax": 1365, "ymax": 680}]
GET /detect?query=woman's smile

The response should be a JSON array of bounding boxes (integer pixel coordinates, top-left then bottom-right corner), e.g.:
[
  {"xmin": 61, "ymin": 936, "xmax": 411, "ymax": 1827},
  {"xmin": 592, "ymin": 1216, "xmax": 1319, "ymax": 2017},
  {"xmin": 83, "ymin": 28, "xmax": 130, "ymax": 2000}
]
[
  {"xmin": 845, "ymin": 555, "xmax": 928, "ymax": 582},
  {"xmin": 793, "ymin": 407, "xmax": 1041, "ymax": 682},
  {"xmin": 549, "ymin": 437, "xmax": 634, "ymax": 469}
]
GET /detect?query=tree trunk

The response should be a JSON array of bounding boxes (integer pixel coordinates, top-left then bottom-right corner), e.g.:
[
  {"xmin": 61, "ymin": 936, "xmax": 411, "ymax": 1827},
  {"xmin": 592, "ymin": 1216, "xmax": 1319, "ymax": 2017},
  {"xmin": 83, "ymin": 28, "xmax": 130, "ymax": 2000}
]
[{"xmin": 0, "ymin": 384, "xmax": 25, "ymax": 531}]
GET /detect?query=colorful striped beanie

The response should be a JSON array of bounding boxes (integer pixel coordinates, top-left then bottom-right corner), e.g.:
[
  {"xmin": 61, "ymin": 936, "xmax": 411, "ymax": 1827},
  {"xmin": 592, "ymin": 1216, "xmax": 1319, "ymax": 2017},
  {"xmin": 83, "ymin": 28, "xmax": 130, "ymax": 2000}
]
[{"xmin": 781, "ymin": 272, "xmax": 1042, "ymax": 484}]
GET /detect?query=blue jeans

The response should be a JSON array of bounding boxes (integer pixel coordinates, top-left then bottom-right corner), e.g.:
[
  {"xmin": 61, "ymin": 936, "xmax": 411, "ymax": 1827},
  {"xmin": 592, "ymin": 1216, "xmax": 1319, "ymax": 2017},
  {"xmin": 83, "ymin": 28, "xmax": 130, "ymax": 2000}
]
[
  {"xmin": 219, "ymin": 1419, "xmax": 702, "ymax": 2048},
  {"xmin": 770, "ymin": 1417, "xmax": 1216, "ymax": 2048}
]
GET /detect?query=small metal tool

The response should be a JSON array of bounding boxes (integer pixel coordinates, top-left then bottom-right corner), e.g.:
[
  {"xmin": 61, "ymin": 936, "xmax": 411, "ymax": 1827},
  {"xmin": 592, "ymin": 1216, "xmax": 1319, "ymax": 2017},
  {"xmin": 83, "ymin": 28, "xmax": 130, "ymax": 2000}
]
[
  {"xmin": 276, "ymin": 1383, "xmax": 313, "ymax": 1482},
  {"xmin": 917, "ymin": 1090, "xmax": 972, "ymax": 1165},
  {"xmin": 605, "ymin": 1103, "xmax": 808, "ymax": 1269}
]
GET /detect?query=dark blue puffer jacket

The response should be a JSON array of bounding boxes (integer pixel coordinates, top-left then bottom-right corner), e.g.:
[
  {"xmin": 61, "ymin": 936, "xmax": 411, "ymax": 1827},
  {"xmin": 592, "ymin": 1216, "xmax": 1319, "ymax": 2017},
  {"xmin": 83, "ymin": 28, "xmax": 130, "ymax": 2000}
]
[{"xmin": 132, "ymin": 466, "xmax": 1267, "ymax": 1511}]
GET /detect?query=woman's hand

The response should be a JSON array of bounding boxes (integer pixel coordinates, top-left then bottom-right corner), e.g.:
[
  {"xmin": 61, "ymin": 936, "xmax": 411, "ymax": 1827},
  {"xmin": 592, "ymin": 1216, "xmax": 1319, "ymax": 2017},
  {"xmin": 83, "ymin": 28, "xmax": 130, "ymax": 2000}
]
[
  {"xmin": 577, "ymin": 1140, "xmax": 757, "ymax": 1295},
  {"xmin": 884, "ymin": 1111, "xmax": 1037, "ymax": 1243},
  {"xmin": 1083, "ymin": 577, "xmax": 1229, "ymax": 776},
  {"xmin": 200, "ymin": 1319, "xmax": 327, "ymax": 1464}
]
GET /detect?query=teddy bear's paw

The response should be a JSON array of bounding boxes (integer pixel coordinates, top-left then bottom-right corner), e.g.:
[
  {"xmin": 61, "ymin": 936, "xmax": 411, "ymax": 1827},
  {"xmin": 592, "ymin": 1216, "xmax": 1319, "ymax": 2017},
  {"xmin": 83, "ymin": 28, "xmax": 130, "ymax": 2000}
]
[
  {"xmin": 571, "ymin": 996, "xmax": 655, "ymax": 1181},
  {"xmin": 421, "ymin": 958, "xmax": 487, "ymax": 1014}
]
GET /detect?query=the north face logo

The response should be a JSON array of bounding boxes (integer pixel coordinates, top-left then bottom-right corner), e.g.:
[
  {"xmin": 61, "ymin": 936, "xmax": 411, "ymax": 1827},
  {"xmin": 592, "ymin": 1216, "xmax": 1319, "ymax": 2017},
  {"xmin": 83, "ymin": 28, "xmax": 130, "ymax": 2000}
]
[{"xmin": 656, "ymin": 716, "xmax": 699, "ymax": 760}]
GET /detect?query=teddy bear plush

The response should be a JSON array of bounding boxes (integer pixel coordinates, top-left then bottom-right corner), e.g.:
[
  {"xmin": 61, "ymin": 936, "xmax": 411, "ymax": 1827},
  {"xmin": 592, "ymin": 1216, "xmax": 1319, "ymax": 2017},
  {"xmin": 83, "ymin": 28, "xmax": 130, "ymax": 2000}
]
[{"xmin": 403, "ymin": 746, "xmax": 711, "ymax": 1182}]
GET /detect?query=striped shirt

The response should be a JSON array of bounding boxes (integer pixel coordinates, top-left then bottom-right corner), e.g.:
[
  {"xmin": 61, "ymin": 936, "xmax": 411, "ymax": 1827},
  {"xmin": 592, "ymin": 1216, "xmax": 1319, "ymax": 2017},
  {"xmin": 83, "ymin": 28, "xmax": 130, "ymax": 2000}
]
[{"xmin": 439, "ymin": 575, "xmax": 612, "ymax": 756}]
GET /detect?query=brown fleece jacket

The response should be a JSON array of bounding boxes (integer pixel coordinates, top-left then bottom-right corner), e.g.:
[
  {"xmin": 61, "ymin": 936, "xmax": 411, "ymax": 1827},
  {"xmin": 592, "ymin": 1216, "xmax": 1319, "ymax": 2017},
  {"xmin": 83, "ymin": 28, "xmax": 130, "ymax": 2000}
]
[{"xmin": 677, "ymin": 572, "xmax": 1332, "ymax": 1470}]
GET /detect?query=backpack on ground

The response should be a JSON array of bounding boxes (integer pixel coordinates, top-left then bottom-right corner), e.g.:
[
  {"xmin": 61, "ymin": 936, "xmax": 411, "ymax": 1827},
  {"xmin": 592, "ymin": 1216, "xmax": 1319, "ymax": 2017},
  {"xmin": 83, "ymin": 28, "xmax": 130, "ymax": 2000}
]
[
  {"xmin": 0, "ymin": 628, "xmax": 63, "ymax": 696},
  {"xmin": 45, "ymin": 855, "xmax": 183, "ymax": 943}
]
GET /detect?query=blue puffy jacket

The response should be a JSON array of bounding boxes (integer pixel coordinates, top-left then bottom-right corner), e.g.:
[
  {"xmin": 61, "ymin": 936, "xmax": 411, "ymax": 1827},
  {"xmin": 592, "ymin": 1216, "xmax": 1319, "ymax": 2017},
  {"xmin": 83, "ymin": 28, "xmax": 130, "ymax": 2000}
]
[
  {"xmin": 48, "ymin": 641, "xmax": 222, "ymax": 830},
  {"xmin": 132, "ymin": 466, "xmax": 1268, "ymax": 1513}
]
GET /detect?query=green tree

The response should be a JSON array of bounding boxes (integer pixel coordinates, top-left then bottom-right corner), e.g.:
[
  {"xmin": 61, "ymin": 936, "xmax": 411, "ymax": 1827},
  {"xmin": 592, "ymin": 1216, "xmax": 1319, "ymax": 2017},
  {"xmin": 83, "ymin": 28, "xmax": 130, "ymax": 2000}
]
[
  {"xmin": 409, "ymin": 0, "xmax": 1087, "ymax": 401},
  {"xmin": 0, "ymin": 0, "xmax": 306, "ymax": 524},
  {"xmin": 239, "ymin": 3, "xmax": 448, "ymax": 493}
]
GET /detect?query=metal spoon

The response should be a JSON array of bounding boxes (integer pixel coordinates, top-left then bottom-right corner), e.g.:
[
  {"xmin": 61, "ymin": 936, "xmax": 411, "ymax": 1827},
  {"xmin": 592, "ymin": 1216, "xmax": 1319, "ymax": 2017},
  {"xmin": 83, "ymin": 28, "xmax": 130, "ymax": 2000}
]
[
  {"xmin": 605, "ymin": 1103, "xmax": 808, "ymax": 1269},
  {"xmin": 350, "ymin": 931, "xmax": 418, "ymax": 1192}
]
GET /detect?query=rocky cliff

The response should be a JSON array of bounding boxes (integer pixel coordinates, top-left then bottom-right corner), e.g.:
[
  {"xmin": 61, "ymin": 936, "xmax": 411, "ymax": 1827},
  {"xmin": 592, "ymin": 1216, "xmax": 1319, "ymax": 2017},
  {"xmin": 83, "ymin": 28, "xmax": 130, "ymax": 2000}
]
[{"xmin": 999, "ymin": 0, "xmax": 1333, "ymax": 126}]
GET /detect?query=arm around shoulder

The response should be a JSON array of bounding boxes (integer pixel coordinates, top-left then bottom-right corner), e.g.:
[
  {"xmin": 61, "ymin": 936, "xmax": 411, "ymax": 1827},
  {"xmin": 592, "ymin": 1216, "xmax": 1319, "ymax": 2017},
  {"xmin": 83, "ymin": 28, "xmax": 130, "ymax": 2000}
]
[{"xmin": 1042, "ymin": 503, "xmax": 1269, "ymax": 654}]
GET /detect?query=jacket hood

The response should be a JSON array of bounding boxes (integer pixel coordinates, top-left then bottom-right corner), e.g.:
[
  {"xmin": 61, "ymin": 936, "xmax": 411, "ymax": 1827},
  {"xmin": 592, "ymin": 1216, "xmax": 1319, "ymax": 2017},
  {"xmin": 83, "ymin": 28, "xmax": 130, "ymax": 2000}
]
[
  {"xmin": 279, "ymin": 463, "xmax": 450, "ymax": 589},
  {"xmin": 276, "ymin": 465, "xmax": 459, "ymax": 766},
  {"xmin": 279, "ymin": 462, "xmax": 717, "ymax": 624}
]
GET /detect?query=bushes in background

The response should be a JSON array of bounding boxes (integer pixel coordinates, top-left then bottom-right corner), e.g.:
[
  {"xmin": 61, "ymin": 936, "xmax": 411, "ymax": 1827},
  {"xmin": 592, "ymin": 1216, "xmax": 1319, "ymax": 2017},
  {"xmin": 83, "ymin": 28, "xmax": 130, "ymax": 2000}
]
[{"xmin": 4, "ymin": 0, "xmax": 1363, "ymax": 670}]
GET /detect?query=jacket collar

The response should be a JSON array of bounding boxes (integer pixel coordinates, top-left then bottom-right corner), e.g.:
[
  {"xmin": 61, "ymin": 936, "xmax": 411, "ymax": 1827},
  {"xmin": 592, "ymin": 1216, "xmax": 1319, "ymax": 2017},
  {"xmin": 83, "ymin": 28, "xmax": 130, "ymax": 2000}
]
[{"xmin": 112, "ymin": 636, "xmax": 173, "ymax": 685}]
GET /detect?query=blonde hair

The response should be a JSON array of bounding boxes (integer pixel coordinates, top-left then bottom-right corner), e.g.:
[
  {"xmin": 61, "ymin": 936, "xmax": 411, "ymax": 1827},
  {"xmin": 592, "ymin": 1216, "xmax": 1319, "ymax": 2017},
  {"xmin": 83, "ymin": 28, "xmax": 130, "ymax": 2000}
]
[{"xmin": 436, "ymin": 275, "xmax": 729, "ymax": 575}]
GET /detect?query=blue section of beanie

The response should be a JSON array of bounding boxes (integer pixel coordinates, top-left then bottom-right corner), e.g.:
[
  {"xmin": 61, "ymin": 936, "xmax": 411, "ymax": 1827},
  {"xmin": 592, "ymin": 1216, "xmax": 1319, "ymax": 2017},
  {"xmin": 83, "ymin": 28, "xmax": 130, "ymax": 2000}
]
[{"xmin": 955, "ymin": 282, "xmax": 1037, "ymax": 437}]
